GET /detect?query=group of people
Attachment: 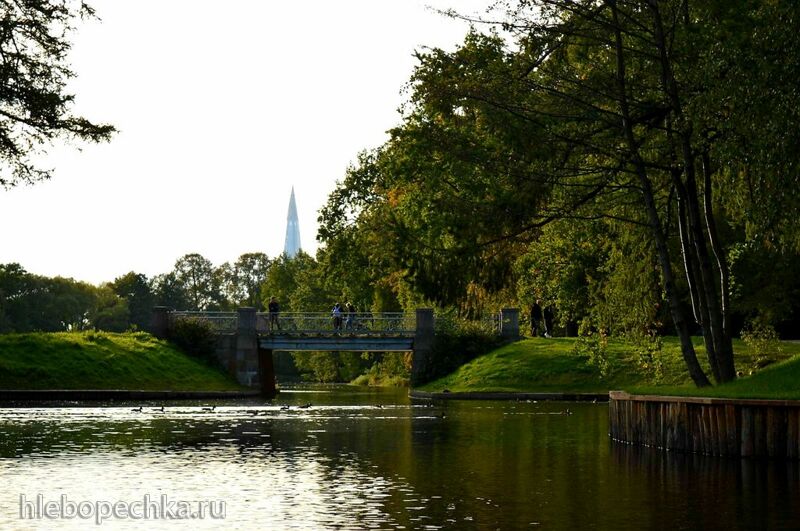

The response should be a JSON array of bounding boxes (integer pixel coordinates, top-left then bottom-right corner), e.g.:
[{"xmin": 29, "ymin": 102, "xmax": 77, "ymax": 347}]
[
  {"xmin": 330, "ymin": 302, "xmax": 357, "ymax": 331},
  {"xmin": 265, "ymin": 297, "xmax": 360, "ymax": 332},
  {"xmin": 530, "ymin": 299, "xmax": 554, "ymax": 338}
]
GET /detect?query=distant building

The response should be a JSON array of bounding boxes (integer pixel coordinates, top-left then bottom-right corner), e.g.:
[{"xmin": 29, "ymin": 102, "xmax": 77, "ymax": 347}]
[{"xmin": 284, "ymin": 187, "xmax": 301, "ymax": 258}]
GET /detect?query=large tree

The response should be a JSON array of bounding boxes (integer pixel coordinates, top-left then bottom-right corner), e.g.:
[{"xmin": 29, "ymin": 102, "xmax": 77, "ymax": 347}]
[
  {"xmin": 109, "ymin": 272, "xmax": 154, "ymax": 330},
  {"xmin": 173, "ymin": 253, "xmax": 221, "ymax": 311},
  {"xmin": 0, "ymin": 0, "xmax": 114, "ymax": 186},
  {"xmin": 218, "ymin": 252, "xmax": 271, "ymax": 310}
]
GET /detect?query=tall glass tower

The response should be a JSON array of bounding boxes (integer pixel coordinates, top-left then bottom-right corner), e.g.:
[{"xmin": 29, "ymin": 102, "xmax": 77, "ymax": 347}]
[{"xmin": 284, "ymin": 187, "xmax": 301, "ymax": 258}]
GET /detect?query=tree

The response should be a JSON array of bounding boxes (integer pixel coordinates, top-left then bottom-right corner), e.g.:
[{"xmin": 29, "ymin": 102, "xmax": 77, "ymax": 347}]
[
  {"xmin": 0, "ymin": 263, "xmax": 98, "ymax": 331},
  {"xmin": 261, "ymin": 252, "xmax": 336, "ymax": 312},
  {"xmin": 152, "ymin": 271, "xmax": 189, "ymax": 311},
  {"xmin": 218, "ymin": 253, "xmax": 270, "ymax": 310},
  {"xmin": 173, "ymin": 253, "xmax": 221, "ymax": 311},
  {"xmin": 0, "ymin": 1, "xmax": 114, "ymax": 187},
  {"xmin": 109, "ymin": 272, "xmax": 154, "ymax": 330},
  {"xmin": 90, "ymin": 285, "xmax": 129, "ymax": 332}
]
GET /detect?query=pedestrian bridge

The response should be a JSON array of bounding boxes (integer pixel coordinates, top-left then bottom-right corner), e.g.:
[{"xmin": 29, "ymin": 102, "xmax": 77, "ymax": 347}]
[{"xmin": 152, "ymin": 307, "xmax": 520, "ymax": 397}]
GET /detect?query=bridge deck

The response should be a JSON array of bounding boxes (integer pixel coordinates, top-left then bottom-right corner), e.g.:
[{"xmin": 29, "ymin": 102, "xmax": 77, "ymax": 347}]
[{"xmin": 259, "ymin": 334, "xmax": 414, "ymax": 352}]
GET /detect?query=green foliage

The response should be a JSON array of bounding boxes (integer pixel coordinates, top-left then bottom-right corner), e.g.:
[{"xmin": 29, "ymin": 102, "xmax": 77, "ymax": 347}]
[
  {"xmin": 630, "ymin": 333, "xmax": 666, "ymax": 385},
  {"xmin": 89, "ymin": 286, "xmax": 129, "ymax": 333},
  {"xmin": 152, "ymin": 271, "xmax": 189, "ymax": 310},
  {"xmin": 572, "ymin": 320, "xmax": 612, "ymax": 379},
  {"xmin": 168, "ymin": 317, "xmax": 218, "ymax": 366},
  {"xmin": 108, "ymin": 272, "xmax": 154, "ymax": 330},
  {"xmin": 351, "ymin": 352, "xmax": 412, "ymax": 387},
  {"xmin": 260, "ymin": 252, "xmax": 338, "ymax": 312},
  {"xmin": 290, "ymin": 351, "xmax": 373, "ymax": 383},
  {"xmin": 740, "ymin": 320, "xmax": 784, "ymax": 373},
  {"xmin": 0, "ymin": 263, "xmax": 97, "ymax": 332},
  {"xmin": 218, "ymin": 253, "xmax": 270, "ymax": 310},
  {"xmin": 173, "ymin": 253, "xmax": 221, "ymax": 311}
]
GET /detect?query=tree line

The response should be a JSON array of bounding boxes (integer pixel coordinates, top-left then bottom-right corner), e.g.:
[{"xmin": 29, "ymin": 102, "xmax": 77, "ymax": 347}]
[
  {"xmin": 0, "ymin": 247, "xmax": 410, "ymax": 334},
  {"xmin": 0, "ymin": 253, "xmax": 266, "ymax": 333}
]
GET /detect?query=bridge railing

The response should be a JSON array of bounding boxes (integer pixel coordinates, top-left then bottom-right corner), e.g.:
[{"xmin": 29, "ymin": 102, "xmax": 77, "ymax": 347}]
[
  {"xmin": 169, "ymin": 311, "xmax": 238, "ymax": 332},
  {"xmin": 256, "ymin": 312, "xmax": 416, "ymax": 336}
]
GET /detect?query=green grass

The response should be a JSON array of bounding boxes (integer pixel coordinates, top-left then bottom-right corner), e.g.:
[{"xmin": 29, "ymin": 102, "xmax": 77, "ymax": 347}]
[
  {"xmin": 0, "ymin": 331, "xmax": 245, "ymax": 391},
  {"xmin": 418, "ymin": 336, "xmax": 800, "ymax": 399}
]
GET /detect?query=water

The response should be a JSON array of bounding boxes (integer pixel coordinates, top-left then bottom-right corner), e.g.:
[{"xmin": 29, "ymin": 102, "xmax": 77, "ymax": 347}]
[{"xmin": 0, "ymin": 386, "xmax": 798, "ymax": 530}]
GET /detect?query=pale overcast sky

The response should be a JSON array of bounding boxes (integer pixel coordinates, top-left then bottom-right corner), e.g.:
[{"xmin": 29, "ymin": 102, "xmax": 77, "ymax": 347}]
[{"xmin": 0, "ymin": 0, "xmax": 493, "ymax": 285}]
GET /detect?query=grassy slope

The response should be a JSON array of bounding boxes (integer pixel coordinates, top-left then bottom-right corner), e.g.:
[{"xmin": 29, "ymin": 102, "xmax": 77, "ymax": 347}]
[
  {"xmin": 0, "ymin": 331, "xmax": 245, "ymax": 391},
  {"xmin": 419, "ymin": 336, "xmax": 800, "ymax": 399}
]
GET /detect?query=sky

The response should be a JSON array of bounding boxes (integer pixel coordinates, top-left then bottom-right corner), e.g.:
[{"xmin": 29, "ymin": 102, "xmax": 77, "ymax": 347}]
[{"xmin": 0, "ymin": 0, "xmax": 494, "ymax": 285}]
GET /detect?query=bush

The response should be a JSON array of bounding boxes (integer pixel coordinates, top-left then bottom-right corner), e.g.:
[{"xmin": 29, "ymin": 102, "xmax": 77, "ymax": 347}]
[
  {"xmin": 169, "ymin": 317, "xmax": 218, "ymax": 366},
  {"xmin": 741, "ymin": 320, "xmax": 784, "ymax": 373},
  {"xmin": 572, "ymin": 318, "xmax": 613, "ymax": 378},
  {"xmin": 352, "ymin": 352, "xmax": 412, "ymax": 386}
]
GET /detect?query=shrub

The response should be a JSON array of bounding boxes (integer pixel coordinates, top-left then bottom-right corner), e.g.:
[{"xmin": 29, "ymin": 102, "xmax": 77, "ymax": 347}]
[
  {"xmin": 741, "ymin": 320, "xmax": 784, "ymax": 372},
  {"xmin": 169, "ymin": 317, "xmax": 218, "ymax": 366},
  {"xmin": 572, "ymin": 318, "xmax": 613, "ymax": 378}
]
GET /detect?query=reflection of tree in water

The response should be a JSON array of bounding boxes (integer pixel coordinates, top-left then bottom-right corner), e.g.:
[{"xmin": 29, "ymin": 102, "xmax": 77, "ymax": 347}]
[{"xmin": 609, "ymin": 443, "xmax": 800, "ymax": 530}]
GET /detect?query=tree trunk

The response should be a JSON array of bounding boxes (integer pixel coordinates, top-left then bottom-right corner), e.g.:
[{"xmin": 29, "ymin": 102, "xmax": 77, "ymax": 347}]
[
  {"xmin": 649, "ymin": 0, "xmax": 735, "ymax": 383},
  {"xmin": 609, "ymin": 0, "xmax": 710, "ymax": 387},
  {"xmin": 702, "ymin": 152, "xmax": 736, "ymax": 380}
]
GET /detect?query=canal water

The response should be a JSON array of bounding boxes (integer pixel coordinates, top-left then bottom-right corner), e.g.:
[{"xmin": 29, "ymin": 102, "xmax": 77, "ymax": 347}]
[{"xmin": 0, "ymin": 386, "xmax": 798, "ymax": 530}]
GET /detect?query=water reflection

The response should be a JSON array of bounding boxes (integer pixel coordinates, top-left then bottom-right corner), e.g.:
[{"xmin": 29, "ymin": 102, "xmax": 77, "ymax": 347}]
[{"xmin": 0, "ymin": 388, "xmax": 797, "ymax": 529}]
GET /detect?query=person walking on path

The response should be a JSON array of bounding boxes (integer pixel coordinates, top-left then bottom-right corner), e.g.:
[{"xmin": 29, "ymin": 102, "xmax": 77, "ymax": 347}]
[
  {"xmin": 530, "ymin": 300, "xmax": 543, "ymax": 337},
  {"xmin": 268, "ymin": 297, "xmax": 281, "ymax": 332},
  {"xmin": 543, "ymin": 304, "xmax": 554, "ymax": 338}
]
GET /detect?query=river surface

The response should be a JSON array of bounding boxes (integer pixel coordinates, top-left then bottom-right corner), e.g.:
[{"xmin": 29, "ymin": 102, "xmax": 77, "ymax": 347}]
[{"xmin": 0, "ymin": 386, "xmax": 798, "ymax": 530}]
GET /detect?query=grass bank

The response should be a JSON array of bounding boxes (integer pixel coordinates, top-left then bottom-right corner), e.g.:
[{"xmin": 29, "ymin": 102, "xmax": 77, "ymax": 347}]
[
  {"xmin": 0, "ymin": 331, "xmax": 245, "ymax": 391},
  {"xmin": 418, "ymin": 336, "xmax": 800, "ymax": 399}
]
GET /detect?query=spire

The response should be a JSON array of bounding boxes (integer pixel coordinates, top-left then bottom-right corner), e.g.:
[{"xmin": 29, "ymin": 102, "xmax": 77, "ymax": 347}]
[{"xmin": 284, "ymin": 187, "xmax": 301, "ymax": 258}]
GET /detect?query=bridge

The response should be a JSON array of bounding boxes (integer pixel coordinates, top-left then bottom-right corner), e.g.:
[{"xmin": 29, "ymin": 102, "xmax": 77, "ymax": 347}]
[{"xmin": 152, "ymin": 307, "xmax": 521, "ymax": 397}]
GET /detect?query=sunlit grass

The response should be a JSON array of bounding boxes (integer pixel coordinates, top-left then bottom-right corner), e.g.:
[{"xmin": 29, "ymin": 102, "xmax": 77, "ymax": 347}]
[
  {"xmin": 0, "ymin": 331, "xmax": 245, "ymax": 391},
  {"xmin": 419, "ymin": 336, "xmax": 800, "ymax": 399}
]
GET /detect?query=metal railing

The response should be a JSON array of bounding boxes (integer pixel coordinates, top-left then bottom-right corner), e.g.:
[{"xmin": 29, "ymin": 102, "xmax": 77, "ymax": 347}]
[
  {"xmin": 169, "ymin": 311, "xmax": 238, "ymax": 332},
  {"xmin": 256, "ymin": 312, "xmax": 416, "ymax": 336},
  {"xmin": 167, "ymin": 310, "xmax": 507, "ymax": 336}
]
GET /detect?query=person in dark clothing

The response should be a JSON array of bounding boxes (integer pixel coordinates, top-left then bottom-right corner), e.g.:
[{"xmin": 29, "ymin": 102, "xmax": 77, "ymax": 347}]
[
  {"xmin": 268, "ymin": 297, "xmax": 281, "ymax": 331},
  {"xmin": 530, "ymin": 300, "xmax": 543, "ymax": 337},
  {"xmin": 543, "ymin": 305, "xmax": 554, "ymax": 338}
]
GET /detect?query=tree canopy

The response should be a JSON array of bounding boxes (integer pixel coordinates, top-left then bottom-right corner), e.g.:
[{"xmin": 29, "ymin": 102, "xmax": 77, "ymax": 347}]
[{"xmin": 318, "ymin": 0, "xmax": 800, "ymax": 386}]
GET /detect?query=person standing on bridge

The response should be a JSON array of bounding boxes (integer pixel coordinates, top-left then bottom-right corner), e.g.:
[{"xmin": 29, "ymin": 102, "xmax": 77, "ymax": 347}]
[
  {"xmin": 268, "ymin": 297, "xmax": 281, "ymax": 332},
  {"xmin": 345, "ymin": 302, "xmax": 356, "ymax": 331},
  {"xmin": 332, "ymin": 302, "xmax": 343, "ymax": 332}
]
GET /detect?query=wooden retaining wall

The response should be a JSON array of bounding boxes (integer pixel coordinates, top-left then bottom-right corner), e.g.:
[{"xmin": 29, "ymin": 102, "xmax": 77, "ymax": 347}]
[{"xmin": 609, "ymin": 391, "xmax": 800, "ymax": 458}]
